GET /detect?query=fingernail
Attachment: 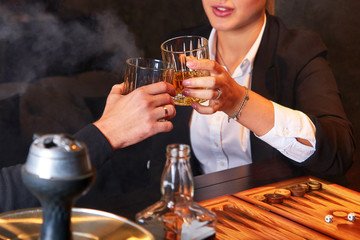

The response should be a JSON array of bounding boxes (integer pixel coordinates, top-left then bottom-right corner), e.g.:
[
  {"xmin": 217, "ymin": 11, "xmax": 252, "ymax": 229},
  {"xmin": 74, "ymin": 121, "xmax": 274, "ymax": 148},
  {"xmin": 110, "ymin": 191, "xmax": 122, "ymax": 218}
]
[
  {"xmin": 186, "ymin": 61, "xmax": 195, "ymax": 68},
  {"xmin": 182, "ymin": 89, "xmax": 190, "ymax": 96},
  {"xmin": 182, "ymin": 79, "xmax": 190, "ymax": 86},
  {"xmin": 191, "ymin": 103, "xmax": 197, "ymax": 109}
]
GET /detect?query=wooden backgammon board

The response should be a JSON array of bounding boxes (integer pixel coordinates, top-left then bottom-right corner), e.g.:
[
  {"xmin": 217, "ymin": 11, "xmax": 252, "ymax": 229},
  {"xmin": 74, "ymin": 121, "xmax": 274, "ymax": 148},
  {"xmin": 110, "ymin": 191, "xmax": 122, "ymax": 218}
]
[
  {"xmin": 200, "ymin": 195, "xmax": 331, "ymax": 239},
  {"xmin": 200, "ymin": 176, "xmax": 360, "ymax": 240}
]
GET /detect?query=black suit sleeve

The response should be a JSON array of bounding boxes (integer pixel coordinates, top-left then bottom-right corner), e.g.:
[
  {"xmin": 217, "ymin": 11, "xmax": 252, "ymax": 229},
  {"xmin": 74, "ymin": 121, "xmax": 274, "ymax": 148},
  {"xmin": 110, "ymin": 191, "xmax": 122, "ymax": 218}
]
[
  {"xmin": 73, "ymin": 124, "xmax": 114, "ymax": 169},
  {"xmin": 294, "ymin": 56, "xmax": 355, "ymax": 177},
  {"xmin": 0, "ymin": 165, "xmax": 40, "ymax": 212},
  {"xmin": 0, "ymin": 124, "xmax": 114, "ymax": 212}
]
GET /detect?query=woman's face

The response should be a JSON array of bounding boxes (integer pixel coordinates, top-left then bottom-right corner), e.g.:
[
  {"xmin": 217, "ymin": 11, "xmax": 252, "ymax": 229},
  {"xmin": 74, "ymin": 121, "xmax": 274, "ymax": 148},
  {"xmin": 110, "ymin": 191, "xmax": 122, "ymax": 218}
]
[{"xmin": 202, "ymin": 0, "xmax": 266, "ymax": 32}]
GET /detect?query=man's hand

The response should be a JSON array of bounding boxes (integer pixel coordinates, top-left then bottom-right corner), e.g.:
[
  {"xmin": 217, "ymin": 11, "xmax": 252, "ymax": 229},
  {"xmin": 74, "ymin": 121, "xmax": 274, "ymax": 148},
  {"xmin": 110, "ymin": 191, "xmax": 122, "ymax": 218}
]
[{"xmin": 94, "ymin": 82, "xmax": 176, "ymax": 149}]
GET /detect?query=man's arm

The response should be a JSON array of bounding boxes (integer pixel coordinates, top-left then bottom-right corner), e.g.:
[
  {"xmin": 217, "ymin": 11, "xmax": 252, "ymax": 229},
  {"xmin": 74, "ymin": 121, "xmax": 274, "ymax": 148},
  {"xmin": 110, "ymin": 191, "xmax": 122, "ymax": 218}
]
[
  {"xmin": 0, "ymin": 165, "xmax": 39, "ymax": 212},
  {"xmin": 0, "ymin": 82, "xmax": 176, "ymax": 212}
]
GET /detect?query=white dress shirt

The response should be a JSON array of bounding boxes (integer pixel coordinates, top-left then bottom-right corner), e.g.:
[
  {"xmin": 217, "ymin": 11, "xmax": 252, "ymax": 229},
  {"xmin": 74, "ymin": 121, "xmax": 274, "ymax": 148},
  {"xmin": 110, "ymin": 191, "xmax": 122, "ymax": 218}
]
[{"xmin": 190, "ymin": 17, "xmax": 316, "ymax": 174}]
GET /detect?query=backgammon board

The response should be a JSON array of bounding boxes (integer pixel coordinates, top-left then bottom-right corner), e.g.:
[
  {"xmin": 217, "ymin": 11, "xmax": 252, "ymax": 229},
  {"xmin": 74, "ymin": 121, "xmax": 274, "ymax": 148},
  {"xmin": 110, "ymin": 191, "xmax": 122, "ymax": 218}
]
[
  {"xmin": 200, "ymin": 195, "xmax": 331, "ymax": 240},
  {"xmin": 235, "ymin": 176, "xmax": 360, "ymax": 239},
  {"xmin": 200, "ymin": 176, "xmax": 360, "ymax": 240}
]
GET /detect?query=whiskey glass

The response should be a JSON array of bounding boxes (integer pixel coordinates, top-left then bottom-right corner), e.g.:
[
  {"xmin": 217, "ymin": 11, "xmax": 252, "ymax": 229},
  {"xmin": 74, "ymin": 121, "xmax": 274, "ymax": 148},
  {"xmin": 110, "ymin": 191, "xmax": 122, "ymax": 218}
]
[
  {"xmin": 123, "ymin": 57, "xmax": 173, "ymax": 94},
  {"xmin": 161, "ymin": 36, "xmax": 209, "ymax": 106}
]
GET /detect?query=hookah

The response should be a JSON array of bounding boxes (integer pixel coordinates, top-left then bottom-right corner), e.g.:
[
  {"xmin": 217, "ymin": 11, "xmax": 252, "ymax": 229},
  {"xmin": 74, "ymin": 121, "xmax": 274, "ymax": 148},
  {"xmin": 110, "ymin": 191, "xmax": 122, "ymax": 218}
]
[
  {"xmin": 21, "ymin": 134, "xmax": 95, "ymax": 240},
  {"xmin": 0, "ymin": 134, "xmax": 154, "ymax": 240}
]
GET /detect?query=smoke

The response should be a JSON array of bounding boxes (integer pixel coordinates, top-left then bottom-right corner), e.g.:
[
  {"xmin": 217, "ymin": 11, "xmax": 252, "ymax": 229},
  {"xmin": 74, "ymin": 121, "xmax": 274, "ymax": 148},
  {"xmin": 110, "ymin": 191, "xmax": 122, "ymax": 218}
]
[
  {"xmin": 0, "ymin": 2, "xmax": 143, "ymax": 83},
  {"xmin": 0, "ymin": 3, "xmax": 145, "ymax": 167}
]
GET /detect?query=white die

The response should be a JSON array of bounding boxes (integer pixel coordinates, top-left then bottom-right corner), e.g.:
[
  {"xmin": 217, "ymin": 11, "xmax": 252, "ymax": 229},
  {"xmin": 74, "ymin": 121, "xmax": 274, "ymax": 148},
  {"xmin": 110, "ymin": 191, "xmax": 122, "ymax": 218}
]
[
  {"xmin": 325, "ymin": 215, "xmax": 334, "ymax": 223},
  {"xmin": 348, "ymin": 213, "xmax": 356, "ymax": 222}
]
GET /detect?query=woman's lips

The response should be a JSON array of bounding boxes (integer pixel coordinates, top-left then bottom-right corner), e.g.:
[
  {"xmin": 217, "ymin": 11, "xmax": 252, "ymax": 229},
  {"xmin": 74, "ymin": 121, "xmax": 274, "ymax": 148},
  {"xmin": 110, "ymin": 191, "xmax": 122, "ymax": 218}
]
[{"xmin": 212, "ymin": 6, "xmax": 234, "ymax": 17}]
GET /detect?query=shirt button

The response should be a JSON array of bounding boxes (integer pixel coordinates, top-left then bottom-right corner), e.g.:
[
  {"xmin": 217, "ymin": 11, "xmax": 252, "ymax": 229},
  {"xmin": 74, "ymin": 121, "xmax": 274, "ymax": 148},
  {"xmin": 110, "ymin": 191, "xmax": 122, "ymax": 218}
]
[
  {"xmin": 283, "ymin": 128, "xmax": 290, "ymax": 136},
  {"xmin": 218, "ymin": 160, "xmax": 227, "ymax": 168},
  {"xmin": 241, "ymin": 59, "xmax": 249, "ymax": 67},
  {"xmin": 214, "ymin": 142, "xmax": 219, "ymax": 147}
]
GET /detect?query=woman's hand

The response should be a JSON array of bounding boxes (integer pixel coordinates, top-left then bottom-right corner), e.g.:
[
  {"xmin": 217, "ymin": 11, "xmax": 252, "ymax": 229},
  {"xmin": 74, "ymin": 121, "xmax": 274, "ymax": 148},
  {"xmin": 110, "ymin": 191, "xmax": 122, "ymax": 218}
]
[
  {"xmin": 182, "ymin": 59, "xmax": 245, "ymax": 116},
  {"xmin": 94, "ymin": 82, "xmax": 176, "ymax": 150},
  {"xmin": 182, "ymin": 58, "xmax": 275, "ymax": 136}
]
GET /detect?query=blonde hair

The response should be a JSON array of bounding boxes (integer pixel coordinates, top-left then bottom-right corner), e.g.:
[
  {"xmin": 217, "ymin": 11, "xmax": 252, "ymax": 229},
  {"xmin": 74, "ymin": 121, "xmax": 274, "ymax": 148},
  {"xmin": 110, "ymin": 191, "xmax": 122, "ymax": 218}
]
[{"xmin": 266, "ymin": 0, "xmax": 275, "ymax": 15}]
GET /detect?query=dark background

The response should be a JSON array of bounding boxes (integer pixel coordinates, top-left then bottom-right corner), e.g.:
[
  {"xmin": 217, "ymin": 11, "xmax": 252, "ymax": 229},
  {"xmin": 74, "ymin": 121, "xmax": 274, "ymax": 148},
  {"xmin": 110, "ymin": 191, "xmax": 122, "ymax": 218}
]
[
  {"xmin": 274, "ymin": 0, "xmax": 360, "ymax": 188},
  {"xmin": 0, "ymin": 1, "xmax": 359, "ymax": 184}
]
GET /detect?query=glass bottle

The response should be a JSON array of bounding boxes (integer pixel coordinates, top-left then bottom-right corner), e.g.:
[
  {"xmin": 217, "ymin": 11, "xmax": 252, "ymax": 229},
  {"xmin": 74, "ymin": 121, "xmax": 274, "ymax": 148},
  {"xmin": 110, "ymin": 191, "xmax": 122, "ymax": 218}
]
[{"xmin": 135, "ymin": 144, "xmax": 217, "ymax": 240}]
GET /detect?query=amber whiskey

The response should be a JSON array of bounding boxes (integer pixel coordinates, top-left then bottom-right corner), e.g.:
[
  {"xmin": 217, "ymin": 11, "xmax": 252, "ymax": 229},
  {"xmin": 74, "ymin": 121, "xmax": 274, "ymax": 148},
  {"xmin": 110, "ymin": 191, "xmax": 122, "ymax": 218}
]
[{"xmin": 172, "ymin": 70, "xmax": 209, "ymax": 106}]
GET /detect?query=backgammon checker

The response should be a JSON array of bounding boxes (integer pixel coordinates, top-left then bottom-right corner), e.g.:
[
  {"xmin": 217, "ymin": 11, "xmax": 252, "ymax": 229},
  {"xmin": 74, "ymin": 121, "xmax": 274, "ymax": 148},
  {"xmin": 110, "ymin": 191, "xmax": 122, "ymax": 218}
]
[{"xmin": 0, "ymin": 134, "xmax": 154, "ymax": 240}]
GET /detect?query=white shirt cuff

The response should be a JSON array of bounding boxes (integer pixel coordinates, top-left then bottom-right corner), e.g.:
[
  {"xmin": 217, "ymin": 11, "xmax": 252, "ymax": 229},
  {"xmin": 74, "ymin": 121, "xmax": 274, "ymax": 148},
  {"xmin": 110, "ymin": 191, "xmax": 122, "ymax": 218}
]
[{"xmin": 257, "ymin": 101, "xmax": 316, "ymax": 163}]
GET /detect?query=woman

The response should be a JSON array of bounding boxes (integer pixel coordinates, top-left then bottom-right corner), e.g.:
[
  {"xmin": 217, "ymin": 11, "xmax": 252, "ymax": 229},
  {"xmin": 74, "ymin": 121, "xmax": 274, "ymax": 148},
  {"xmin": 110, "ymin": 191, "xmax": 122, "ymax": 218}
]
[{"xmin": 153, "ymin": 0, "xmax": 355, "ymax": 177}]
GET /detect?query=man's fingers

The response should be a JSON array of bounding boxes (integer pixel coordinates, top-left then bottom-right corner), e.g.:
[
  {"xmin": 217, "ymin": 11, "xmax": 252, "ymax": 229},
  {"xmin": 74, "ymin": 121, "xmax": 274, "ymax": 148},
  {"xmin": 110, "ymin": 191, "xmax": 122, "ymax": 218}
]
[
  {"xmin": 110, "ymin": 83, "xmax": 125, "ymax": 95},
  {"xmin": 150, "ymin": 120, "xmax": 174, "ymax": 134},
  {"xmin": 155, "ymin": 104, "xmax": 176, "ymax": 120},
  {"xmin": 140, "ymin": 82, "xmax": 176, "ymax": 96}
]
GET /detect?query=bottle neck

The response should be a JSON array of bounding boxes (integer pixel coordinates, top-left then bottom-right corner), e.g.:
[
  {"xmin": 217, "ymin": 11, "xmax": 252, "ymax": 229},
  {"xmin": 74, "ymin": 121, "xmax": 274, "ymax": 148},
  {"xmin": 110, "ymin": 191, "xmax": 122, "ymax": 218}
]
[{"xmin": 161, "ymin": 156, "xmax": 194, "ymax": 200}]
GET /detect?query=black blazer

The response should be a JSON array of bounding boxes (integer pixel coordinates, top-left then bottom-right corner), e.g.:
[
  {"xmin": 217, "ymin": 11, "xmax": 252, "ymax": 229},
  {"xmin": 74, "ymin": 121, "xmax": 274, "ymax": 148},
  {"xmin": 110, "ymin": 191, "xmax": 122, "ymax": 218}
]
[{"xmin": 150, "ymin": 14, "xmax": 355, "ymax": 179}]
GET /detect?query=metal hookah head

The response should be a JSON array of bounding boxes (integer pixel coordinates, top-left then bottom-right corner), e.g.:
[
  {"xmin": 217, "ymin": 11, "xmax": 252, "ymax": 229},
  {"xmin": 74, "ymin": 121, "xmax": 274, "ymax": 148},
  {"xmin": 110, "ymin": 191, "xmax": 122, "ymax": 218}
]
[
  {"xmin": 21, "ymin": 134, "xmax": 95, "ymax": 240},
  {"xmin": 23, "ymin": 133, "xmax": 93, "ymax": 180}
]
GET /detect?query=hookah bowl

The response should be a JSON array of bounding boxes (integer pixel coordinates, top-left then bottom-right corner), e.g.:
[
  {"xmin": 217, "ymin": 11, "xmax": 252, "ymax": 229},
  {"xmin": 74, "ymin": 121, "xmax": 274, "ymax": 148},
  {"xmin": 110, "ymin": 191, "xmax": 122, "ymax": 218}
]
[{"xmin": 21, "ymin": 134, "xmax": 95, "ymax": 240}]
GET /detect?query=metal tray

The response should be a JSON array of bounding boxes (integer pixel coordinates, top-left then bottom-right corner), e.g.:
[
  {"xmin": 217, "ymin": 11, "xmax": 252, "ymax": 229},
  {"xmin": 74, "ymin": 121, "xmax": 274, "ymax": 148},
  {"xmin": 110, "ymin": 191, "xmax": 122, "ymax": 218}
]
[{"xmin": 0, "ymin": 207, "xmax": 154, "ymax": 240}]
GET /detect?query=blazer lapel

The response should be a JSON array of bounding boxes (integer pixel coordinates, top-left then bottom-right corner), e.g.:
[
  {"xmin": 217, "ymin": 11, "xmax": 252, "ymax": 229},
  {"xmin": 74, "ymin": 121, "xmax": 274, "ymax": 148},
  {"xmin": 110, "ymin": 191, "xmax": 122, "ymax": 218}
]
[
  {"xmin": 250, "ymin": 14, "xmax": 281, "ymax": 163},
  {"xmin": 252, "ymin": 14, "xmax": 280, "ymax": 102}
]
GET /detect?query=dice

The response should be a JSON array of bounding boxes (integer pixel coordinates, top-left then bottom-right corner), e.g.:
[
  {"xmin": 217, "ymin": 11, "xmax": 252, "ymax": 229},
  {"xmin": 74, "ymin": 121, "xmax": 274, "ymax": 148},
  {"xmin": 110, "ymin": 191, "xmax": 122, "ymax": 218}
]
[
  {"xmin": 348, "ymin": 213, "xmax": 356, "ymax": 222},
  {"xmin": 325, "ymin": 215, "xmax": 334, "ymax": 223}
]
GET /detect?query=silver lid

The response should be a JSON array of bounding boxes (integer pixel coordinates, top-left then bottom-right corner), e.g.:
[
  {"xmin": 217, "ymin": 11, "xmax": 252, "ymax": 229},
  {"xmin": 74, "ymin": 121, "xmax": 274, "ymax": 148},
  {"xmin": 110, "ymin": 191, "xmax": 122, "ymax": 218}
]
[{"xmin": 24, "ymin": 134, "xmax": 92, "ymax": 180}]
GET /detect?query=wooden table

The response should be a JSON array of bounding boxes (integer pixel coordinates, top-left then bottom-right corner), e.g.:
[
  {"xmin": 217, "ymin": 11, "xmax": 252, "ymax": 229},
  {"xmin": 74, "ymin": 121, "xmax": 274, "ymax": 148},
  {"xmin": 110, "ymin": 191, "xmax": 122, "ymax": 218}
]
[
  {"xmin": 193, "ymin": 157, "xmax": 305, "ymax": 202},
  {"xmin": 77, "ymin": 157, "xmax": 360, "ymax": 239},
  {"xmin": 200, "ymin": 176, "xmax": 360, "ymax": 239},
  {"xmin": 193, "ymin": 158, "xmax": 360, "ymax": 239}
]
